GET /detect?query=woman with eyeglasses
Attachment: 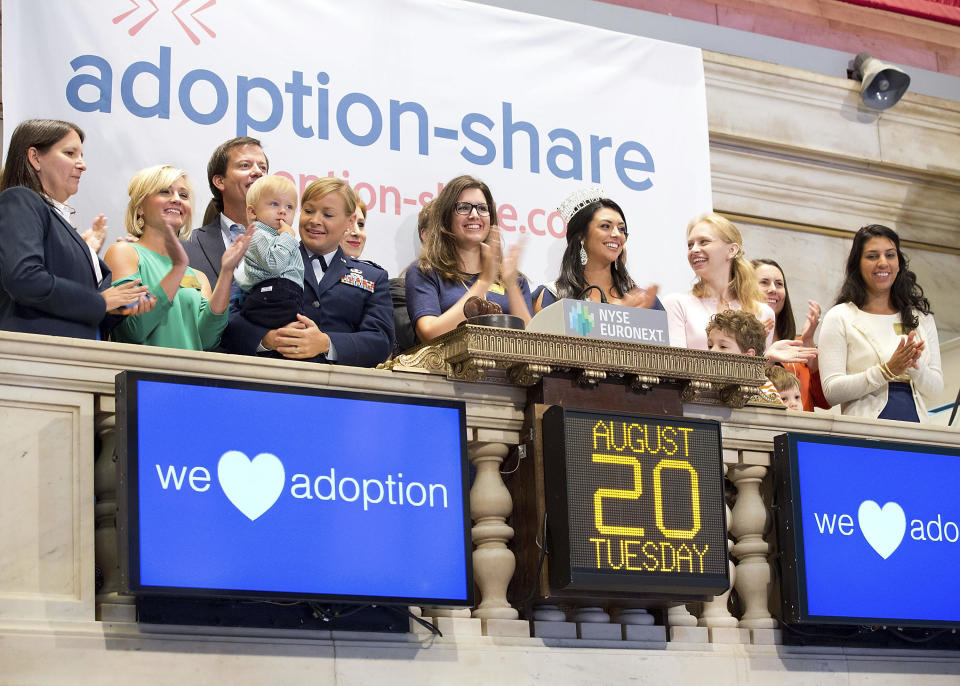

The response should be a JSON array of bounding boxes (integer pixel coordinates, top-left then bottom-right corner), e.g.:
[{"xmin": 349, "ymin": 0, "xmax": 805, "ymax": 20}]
[
  {"xmin": 532, "ymin": 188, "xmax": 661, "ymax": 312},
  {"xmin": 405, "ymin": 174, "xmax": 531, "ymax": 342}
]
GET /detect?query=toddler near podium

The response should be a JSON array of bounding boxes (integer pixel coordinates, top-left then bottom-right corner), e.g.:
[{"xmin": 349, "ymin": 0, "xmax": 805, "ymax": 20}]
[{"xmin": 765, "ymin": 365, "xmax": 804, "ymax": 411}]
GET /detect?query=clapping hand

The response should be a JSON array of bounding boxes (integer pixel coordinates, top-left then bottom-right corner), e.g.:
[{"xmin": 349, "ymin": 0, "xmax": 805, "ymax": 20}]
[
  {"xmin": 102, "ymin": 280, "xmax": 153, "ymax": 314},
  {"xmin": 479, "ymin": 224, "xmax": 503, "ymax": 285},
  {"xmin": 622, "ymin": 284, "xmax": 659, "ymax": 310},
  {"xmin": 221, "ymin": 225, "xmax": 253, "ymax": 273},
  {"xmin": 120, "ymin": 292, "xmax": 157, "ymax": 316},
  {"xmin": 800, "ymin": 300, "xmax": 822, "ymax": 348},
  {"xmin": 765, "ymin": 338, "xmax": 818, "ymax": 365},
  {"xmin": 797, "ymin": 300, "xmax": 823, "ymax": 370},
  {"xmin": 160, "ymin": 216, "xmax": 190, "ymax": 268},
  {"xmin": 81, "ymin": 214, "xmax": 108, "ymax": 254},
  {"xmin": 501, "ymin": 233, "xmax": 526, "ymax": 285},
  {"xmin": 887, "ymin": 331, "xmax": 924, "ymax": 376}
]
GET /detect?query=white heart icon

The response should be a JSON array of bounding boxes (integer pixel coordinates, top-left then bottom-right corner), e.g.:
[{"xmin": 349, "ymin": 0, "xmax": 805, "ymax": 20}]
[
  {"xmin": 217, "ymin": 450, "xmax": 285, "ymax": 521},
  {"xmin": 857, "ymin": 500, "xmax": 906, "ymax": 559}
]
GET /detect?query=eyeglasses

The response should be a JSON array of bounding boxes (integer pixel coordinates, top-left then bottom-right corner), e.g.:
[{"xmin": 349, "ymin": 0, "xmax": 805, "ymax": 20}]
[{"xmin": 454, "ymin": 201, "xmax": 490, "ymax": 216}]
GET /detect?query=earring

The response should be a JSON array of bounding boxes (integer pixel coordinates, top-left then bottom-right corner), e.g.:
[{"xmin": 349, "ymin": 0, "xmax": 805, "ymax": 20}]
[
  {"xmin": 579, "ymin": 242, "xmax": 588, "ymax": 266},
  {"xmin": 136, "ymin": 216, "xmax": 144, "ymax": 229}
]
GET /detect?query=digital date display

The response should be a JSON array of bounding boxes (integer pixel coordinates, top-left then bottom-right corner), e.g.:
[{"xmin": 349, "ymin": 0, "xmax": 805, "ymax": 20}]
[{"xmin": 542, "ymin": 407, "xmax": 729, "ymax": 597}]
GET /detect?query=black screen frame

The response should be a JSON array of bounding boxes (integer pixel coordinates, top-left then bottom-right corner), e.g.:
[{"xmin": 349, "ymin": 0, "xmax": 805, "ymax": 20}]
[
  {"xmin": 116, "ymin": 370, "xmax": 474, "ymax": 608},
  {"xmin": 773, "ymin": 431, "xmax": 960, "ymax": 629}
]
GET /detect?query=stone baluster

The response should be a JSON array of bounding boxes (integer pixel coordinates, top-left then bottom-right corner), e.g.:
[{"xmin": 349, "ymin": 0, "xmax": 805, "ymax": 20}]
[
  {"xmin": 93, "ymin": 401, "xmax": 119, "ymax": 600},
  {"xmin": 469, "ymin": 441, "xmax": 518, "ymax": 620},
  {"xmin": 699, "ymin": 465, "xmax": 737, "ymax": 629},
  {"xmin": 729, "ymin": 463, "xmax": 777, "ymax": 632},
  {"xmin": 666, "ymin": 602, "xmax": 707, "ymax": 644},
  {"xmin": 667, "ymin": 603, "xmax": 698, "ymax": 628},
  {"xmin": 93, "ymin": 397, "xmax": 133, "ymax": 619}
]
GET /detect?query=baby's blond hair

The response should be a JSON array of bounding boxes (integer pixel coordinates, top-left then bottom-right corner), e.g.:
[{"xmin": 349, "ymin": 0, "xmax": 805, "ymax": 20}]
[{"xmin": 246, "ymin": 175, "xmax": 298, "ymax": 210}]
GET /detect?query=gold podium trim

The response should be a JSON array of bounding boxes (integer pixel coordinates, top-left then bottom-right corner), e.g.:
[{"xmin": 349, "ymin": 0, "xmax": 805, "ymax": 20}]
[{"xmin": 382, "ymin": 325, "xmax": 782, "ymax": 409}]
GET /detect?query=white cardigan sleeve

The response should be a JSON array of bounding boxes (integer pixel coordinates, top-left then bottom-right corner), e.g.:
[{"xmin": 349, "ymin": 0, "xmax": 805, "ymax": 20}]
[
  {"xmin": 818, "ymin": 304, "xmax": 887, "ymax": 406},
  {"xmin": 907, "ymin": 312, "xmax": 943, "ymax": 400}
]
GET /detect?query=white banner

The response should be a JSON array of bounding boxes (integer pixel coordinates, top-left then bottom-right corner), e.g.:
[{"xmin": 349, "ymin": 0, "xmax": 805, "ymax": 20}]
[{"xmin": 2, "ymin": 0, "xmax": 711, "ymax": 295}]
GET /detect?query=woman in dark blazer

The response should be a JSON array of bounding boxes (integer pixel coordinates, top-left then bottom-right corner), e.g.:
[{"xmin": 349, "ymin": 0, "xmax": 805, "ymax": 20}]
[{"xmin": 0, "ymin": 119, "xmax": 152, "ymax": 339}]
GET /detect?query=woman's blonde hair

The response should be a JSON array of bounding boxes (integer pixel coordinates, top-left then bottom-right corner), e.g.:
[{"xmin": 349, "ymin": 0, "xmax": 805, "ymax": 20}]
[
  {"xmin": 687, "ymin": 212, "xmax": 763, "ymax": 316},
  {"xmin": 418, "ymin": 175, "xmax": 497, "ymax": 282},
  {"xmin": 126, "ymin": 165, "xmax": 193, "ymax": 239},
  {"xmin": 301, "ymin": 177, "xmax": 357, "ymax": 215}
]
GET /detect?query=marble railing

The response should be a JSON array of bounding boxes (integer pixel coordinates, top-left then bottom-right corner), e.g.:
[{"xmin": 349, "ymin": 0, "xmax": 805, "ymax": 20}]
[{"xmin": 2, "ymin": 330, "xmax": 958, "ymax": 646}]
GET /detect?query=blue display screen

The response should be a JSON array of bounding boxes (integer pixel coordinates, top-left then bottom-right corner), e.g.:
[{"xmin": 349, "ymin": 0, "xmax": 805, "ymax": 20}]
[
  {"xmin": 127, "ymin": 376, "xmax": 471, "ymax": 604},
  {"xmin": 793, "ymin": 438, "xmax": 960, "ymax": 624}
]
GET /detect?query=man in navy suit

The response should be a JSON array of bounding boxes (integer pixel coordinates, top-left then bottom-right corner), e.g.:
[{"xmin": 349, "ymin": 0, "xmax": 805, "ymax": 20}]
[
  {"xmin": 183, "ymin": 137, "xmax": 268, "ymax": 285},
  {"xmin": 221, "ymin": 178, "xmax": 394, "ymax": 367}
]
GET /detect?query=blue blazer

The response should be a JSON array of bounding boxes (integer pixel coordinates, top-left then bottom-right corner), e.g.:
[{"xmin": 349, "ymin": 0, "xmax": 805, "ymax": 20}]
[
  {"xmin": 182, "ymin": 218, "xmax": 225, "ymax": 286},
  {"xmin": 221, "ymin": 245, "xmax": 395, "ymax": 367},
  {"xmin": 0, "ymin": 187, "xmax": 113, "ymax": 339}
]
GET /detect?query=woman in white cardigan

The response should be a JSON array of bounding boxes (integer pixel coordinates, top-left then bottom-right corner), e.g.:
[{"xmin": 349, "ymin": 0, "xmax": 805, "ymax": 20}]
[{"xmin": 819, "ymin": 224, "xmax": 942, "ymax": 422}]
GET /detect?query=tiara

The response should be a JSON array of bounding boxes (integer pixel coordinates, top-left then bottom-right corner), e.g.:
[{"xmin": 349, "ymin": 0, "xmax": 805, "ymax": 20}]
[{"xmin": 557, "ymin": 186, "xmax": 605, "ymax": 223}]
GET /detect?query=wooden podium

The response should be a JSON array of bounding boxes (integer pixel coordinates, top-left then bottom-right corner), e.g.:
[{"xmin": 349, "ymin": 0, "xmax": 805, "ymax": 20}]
[{"xmin": 384, "ymin": 324, "xmax": 778, "ymax": 614}]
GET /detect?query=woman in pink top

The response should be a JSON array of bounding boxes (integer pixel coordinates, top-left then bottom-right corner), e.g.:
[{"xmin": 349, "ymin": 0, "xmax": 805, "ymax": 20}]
[
  {"xmin": 662, "ymin": 213, "xmax": 773, "ymax": 348},
  {"xmin": 662, "ymin": 213, "xmax": 816, "ymax": 365}
]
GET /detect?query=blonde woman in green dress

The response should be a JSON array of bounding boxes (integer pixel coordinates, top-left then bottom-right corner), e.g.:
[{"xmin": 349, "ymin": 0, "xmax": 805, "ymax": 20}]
[{"xmin": 104, "ymin": 165, "xmax": 252, "ymax": 350}]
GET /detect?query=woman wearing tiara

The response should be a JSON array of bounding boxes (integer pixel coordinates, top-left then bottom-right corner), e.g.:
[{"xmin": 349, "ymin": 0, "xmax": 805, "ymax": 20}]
[
  {"xmin": 532, "ymin": 187, "xmax": 661, "ymax": 312},
  {"xmin": 405, "ymin": 174, "xmax": 531, "ymax": 342}
]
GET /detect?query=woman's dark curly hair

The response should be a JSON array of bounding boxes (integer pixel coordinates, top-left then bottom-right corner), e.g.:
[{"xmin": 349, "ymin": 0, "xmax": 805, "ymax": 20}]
[{"xmin": 835, "ymin": 224, "xmax": 931, "ymax": 330}]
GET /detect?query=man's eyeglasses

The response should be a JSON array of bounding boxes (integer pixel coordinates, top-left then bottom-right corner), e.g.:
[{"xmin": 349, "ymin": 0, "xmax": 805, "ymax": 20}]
[{"xmin": 454, "ymin": 201, "xmax": 490, "ymax": 216}]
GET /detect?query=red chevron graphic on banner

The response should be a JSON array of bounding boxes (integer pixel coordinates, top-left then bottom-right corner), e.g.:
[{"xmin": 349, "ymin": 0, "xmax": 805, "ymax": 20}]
[
  {"xmin": 113, "ymin": 0, "xmax": 159, "ymax": 35},
  {"xmin": 113, "ymin": 0, "xmax": 216, "ymax": 42},
  {"xmin": 173, "ymin": 0, "xmax": 217, "ymax": 45}
]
